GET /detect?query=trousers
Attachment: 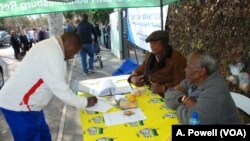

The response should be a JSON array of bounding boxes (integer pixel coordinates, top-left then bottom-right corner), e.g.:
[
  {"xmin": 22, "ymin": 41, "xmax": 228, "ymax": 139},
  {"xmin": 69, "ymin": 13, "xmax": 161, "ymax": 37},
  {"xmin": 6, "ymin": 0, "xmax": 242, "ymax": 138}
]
[
  {"xmin": 80, "ymin": 44, "xmax": 94, "ymax": 73},
  {"xmin": 1, "ymin": 108, "xmax": 52, "ymax": 141}
]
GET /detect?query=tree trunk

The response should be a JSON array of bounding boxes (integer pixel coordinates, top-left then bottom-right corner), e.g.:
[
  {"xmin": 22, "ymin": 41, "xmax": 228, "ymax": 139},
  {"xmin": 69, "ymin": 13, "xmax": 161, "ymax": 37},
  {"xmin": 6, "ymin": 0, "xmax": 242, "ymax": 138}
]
[{"xmin": 47, "ymin": 13, "xmax": 64, "ymax": 36}]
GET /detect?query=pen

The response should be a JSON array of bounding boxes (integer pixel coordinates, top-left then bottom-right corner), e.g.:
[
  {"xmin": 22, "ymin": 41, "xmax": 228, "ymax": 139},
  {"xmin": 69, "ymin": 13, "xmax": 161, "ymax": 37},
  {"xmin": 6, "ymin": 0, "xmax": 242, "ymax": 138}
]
[
  {"xmin": 97, "ymin": 96, "xmax": 106, "ymax": 101},
  {"xmin": 109, "ymin": 88, "xmax": 113, "ymax": 96}
]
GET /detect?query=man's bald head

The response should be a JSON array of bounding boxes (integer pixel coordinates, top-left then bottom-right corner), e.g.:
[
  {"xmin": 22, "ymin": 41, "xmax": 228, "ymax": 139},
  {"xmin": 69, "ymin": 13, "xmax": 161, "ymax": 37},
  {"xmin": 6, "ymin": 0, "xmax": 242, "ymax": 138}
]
[
  {"xmin": 62, "ymin": 32, "xmax": 82, "ymax": 48},
  {"xmin": 61, "ymin": 32, "xmax": 82, "ymax": 60}
]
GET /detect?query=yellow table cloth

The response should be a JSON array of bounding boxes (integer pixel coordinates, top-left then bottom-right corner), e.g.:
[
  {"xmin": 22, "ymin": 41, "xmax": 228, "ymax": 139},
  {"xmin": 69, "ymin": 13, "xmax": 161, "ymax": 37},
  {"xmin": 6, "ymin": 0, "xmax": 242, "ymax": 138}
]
[{"xmin": 79, "ymin": 89, "xmax": 179, "ymax": 141}]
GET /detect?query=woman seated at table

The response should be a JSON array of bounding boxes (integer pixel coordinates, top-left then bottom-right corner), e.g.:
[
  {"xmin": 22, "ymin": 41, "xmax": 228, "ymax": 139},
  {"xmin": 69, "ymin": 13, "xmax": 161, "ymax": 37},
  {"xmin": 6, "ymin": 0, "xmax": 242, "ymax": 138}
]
[{"xmin": 127, "ymin": 30, "xmax": 187, "ymax": 97}]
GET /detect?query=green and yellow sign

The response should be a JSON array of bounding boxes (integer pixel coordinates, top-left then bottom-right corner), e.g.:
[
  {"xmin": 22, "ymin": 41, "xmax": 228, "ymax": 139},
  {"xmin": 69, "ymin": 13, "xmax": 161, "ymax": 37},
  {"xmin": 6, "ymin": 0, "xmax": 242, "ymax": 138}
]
[{"xmin": 0, "ymin": 0, "xmax": 178, "ymax": 18}]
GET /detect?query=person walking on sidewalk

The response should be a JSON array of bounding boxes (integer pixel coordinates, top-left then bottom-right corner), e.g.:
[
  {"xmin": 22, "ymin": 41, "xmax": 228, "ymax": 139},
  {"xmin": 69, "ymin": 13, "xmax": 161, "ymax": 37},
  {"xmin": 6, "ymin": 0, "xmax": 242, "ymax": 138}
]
[
  {"xmin": 10, "ymin": 30, "xmax": 21, "ymax": 60},
  {"xmin": 19, "ymin": 30, "xmax": 29, "ymax": 55},
  {"xmin": 77, "ymin": 14, "xmax": 97, "ymax": 75},
  {"xmin": 0, "ymin": 32, "xmax": 98, "ymax": 141}
]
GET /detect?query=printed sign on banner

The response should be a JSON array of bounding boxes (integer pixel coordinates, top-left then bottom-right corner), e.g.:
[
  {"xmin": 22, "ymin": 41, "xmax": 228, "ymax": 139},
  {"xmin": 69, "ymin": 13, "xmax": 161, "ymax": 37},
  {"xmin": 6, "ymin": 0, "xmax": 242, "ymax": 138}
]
[
  {"xmin": 127, "ymin": 6, "xmax": 169, "ymax": 52},
  {"xmin": 0, "ymin": 0, "xmax": 175, "ymax": 18}
]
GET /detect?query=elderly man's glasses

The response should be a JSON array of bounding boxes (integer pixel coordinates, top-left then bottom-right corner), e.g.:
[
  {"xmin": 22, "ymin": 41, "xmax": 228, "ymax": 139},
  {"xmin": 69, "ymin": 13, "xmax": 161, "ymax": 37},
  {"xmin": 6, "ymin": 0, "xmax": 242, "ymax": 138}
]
[{"xmin": 186, "ymin": 65, "xmax": 202, "ymax": 71}]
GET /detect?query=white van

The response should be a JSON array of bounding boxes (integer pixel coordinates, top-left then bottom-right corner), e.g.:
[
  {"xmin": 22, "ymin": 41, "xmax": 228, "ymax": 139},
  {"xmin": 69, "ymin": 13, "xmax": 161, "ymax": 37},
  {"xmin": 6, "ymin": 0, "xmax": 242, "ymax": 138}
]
[{"xmin": 0, "ymin": 57, "xmax": 7, "ymax": 89}]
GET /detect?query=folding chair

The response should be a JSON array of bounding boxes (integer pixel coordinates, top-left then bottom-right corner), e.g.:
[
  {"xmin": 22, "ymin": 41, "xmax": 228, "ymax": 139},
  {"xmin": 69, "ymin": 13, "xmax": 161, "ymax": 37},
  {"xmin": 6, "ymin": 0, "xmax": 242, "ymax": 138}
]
[
  {"xmin": 230, "ymin": 92, "xmax": 250, "ymax": 124},
  {"xmin": 112, "ymin": 58, "xmax": 139, "ymax": 76}
]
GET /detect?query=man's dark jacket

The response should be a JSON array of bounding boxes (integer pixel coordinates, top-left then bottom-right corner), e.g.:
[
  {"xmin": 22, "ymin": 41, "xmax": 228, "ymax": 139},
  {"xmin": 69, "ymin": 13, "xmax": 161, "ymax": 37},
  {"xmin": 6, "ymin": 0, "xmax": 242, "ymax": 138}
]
[{"xmin": 77, "ymin": 21, "xmax": 97, "ymax": 44}]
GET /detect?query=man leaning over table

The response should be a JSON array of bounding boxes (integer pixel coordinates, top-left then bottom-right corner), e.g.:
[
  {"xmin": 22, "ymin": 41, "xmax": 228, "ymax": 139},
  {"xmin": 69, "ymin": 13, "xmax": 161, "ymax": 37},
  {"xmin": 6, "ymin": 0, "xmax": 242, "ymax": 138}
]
[
  {"xmin": 0, "ymin": 32, "xmax": 97, "ymax": 141},
  {"xmin": 164, "ymin": 50, "xmax": 240, "ymax": 124},
  {"xmin": 128, "ymin": 30, "xmax": 187, "ymax": 97}
]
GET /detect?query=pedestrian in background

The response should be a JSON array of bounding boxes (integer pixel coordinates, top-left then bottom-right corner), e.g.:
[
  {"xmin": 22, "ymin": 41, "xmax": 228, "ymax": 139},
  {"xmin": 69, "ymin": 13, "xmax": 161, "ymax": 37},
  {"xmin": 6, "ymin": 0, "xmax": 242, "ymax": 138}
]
[
  {"xmin": 94, "ymin": 21, "xmax": 102, "ymax": 44},
  {"xmin": 104, "ymin": 23, "xmax": 111, "ymax": 49},
  {"xmin": 24, "ymin": 28, "xmax": 33, "ymax": 49},
  {"xmin": 66, "ymin": 19, "xmax": 75, "ymax": 32},
  {"xmin": 74, "ymin": 19, "xmax": 80, "ymax": 32},
  {"xmin": 33, "ymin": 28, "xmax": 39, "ymax": 43},
  {"xmin": 77, "ymin": 14, "xmax": 97, "ymax": 75},
  {"xmin": 10, "ymin": 30, "xmax": 21, "ymax": 60},
  {"xmin": 38, "ymin": 26, "xmax": 46, "ymax": 41},
  {"xmin": 19, "ymin": 30, "xmax": 29, "ymax": 55}
]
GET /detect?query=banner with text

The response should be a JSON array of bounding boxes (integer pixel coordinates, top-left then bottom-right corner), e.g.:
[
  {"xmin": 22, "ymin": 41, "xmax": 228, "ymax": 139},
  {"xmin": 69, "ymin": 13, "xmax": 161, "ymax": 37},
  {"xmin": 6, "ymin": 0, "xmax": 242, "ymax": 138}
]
[
  {"xmin": 127, "ymin": 6, "xmax": 169, "ymax": 52},
  {"xmin": 0, "ymin": 0, "xmax": 177, "ymax": 18}
]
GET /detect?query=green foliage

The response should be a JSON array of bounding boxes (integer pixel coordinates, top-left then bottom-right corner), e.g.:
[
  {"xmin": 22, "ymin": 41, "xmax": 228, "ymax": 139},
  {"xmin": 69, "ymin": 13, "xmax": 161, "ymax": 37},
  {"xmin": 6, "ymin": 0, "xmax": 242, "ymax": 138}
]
[
  {"xmin": 63, "ymin": 12, "xmax": 74, "ymax": 20},
  {"xmin": 167, "ymin": 0, "xmax": 250, "ymax": 78},
  {"xmin": 167, "ymin": 0, "xmax": 250, "ymax": 122},
  {"xmin": 63, "ymin": 9, "xmax": 113, "ymax": 24},
  {"xmin": 0, "ymin": 19, "xmax": 4, "ymax": 30},
  {"xmin": 1, "ymin": 15, "xmax": 48, "ymax": 33},
  {"xmin": 89, "ymin": 9, "xmax": 113, "ymax": 24}
]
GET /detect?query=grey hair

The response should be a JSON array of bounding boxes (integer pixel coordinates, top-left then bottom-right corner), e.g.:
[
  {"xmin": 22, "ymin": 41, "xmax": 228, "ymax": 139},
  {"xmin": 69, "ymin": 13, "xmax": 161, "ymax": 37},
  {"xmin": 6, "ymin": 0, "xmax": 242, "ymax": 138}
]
[{"xmin": 194, "ymin": 50, "xmax": 217, "ymax": 75}]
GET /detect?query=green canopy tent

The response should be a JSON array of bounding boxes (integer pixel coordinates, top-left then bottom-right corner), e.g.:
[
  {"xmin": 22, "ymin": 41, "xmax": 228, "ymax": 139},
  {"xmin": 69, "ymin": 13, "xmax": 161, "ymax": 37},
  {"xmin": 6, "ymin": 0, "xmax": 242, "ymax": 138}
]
[
  {"xmin": 0, "ymin": 0, "xmax": 178, "ymax": 18},
  {"xmin": 0, "ymin": 0, "xmax": 178, "ymax": 60}
]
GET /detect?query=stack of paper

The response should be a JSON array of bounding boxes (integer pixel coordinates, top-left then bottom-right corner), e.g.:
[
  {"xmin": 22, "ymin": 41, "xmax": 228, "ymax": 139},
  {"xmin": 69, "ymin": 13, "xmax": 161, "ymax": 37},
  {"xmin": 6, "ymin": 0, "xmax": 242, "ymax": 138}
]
[{"xmin": 78, "ymin": 78, "xmax": 133, "ymax": 97}]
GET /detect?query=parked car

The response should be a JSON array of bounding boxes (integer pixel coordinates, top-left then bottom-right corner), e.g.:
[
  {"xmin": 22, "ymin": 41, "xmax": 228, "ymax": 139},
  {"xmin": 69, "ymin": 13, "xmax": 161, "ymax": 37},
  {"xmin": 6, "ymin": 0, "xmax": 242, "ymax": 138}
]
[
  {"xmin": 0, "ymin": 57, "xmax": 6, "ymax": 89},
  {"xmin": 0, "ymin": 30, "xmax": 11, "ymax": 47}
]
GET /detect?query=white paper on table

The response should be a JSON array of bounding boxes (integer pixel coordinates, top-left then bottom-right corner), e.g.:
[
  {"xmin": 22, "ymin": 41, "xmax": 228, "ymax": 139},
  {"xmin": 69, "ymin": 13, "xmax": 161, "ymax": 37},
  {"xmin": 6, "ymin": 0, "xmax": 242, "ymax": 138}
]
[
  {"xmin": 103, "ymin": 108, "xmax": 146, "ymax": 126},
  {"xmin": 78, "ymin": 76, "xmax": 133, "ymax": 97},
  {"xmin": 89, "ymin": 79, "xmax": 115, "ymax": 96},
  {"xmin": 84, "ymin": 100, "xmax": 113, "ymax": 113}
]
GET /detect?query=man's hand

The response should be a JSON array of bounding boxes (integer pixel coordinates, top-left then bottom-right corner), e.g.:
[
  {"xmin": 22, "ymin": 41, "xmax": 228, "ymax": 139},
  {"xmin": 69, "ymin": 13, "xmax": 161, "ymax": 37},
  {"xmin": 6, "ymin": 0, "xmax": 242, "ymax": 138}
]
[
  {"xmin": 131, "ymin": 75, "xmax": 145, "ymax": 86},
  {"xmin": 174, "ymin": 84, "xmax": 187, "ymax": 95},
  {"xmin": 182, "ymin": 96, "xmax": 196, "ymax": 107},
  {"xmin": 87, "ymin": 96, "xmax": 98, "ymax": 107},
  {"xmin": 150, "ymin": 82, "xmax": 165, "ymax": 94}
]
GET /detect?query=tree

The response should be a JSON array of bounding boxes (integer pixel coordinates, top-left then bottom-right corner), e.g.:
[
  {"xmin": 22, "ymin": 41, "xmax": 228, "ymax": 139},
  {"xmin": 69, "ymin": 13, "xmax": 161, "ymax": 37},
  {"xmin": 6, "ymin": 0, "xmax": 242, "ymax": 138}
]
[
  {"xmin": 167, "ymin": 0, "xmax": 250, "ymax": 79},
  {"xmin": 0, "ymin": 19, "xmax": 4, "ymax": 30},
  {"xmin": 47, "ymin": 13, "xmax": 64, "ymax": 36},
  {"xmin": 63, "ymin": 9, "xmax": 113, "ymax": 24}
]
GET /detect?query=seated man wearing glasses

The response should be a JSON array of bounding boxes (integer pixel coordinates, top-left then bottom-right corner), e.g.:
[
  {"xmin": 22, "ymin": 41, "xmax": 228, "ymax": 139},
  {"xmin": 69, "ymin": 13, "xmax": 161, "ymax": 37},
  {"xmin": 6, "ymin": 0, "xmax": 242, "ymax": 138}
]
[{"xmin": 165, "ymin": 50, "xmax": 240, "ymax": 124}]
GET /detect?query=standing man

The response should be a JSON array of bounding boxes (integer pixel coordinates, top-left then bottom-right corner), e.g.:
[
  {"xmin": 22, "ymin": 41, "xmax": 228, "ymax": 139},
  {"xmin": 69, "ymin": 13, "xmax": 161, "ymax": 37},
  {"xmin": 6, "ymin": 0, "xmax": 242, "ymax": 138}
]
[
  {"xmin": 77, "ymin": 14, "xmax": 97, "ymax": 75},
  {"xmin": 38, "ymin": 27, "xmax": 46, "ymax": 41},
  {"xmin": 94, "ymin": 21, "xmax": 102, "ymax": 44},
  {"xmin": 66, "ymin": 19, "xmax": 75, "ymax": 32},
  {"xmin": 25, "ymin": 28, "xmax": 33, "ymax": 50},
  {"xmin": 10, "ymin": 30, "xmax": 21, "ymax": 60},
  {"xmin": 104, "ymin": 23, "xmax": 111, "ymax": 49},
  {"xmin": 0, "ymin": 32, "xmax": 98, "ymax": 141},
  {"xmin": 33, "ymin": 28, "xmax": 39, "ymax": 44},
  {"xmin": 19, "ymin": 30, "xmax": 29, "ymax": 55}
]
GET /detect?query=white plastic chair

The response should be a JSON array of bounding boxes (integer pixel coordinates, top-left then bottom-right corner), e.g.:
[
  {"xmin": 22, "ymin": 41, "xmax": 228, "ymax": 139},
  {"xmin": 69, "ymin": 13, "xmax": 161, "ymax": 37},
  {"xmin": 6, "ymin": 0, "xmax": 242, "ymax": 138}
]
[{"xmin": 230, "ymin": 92, "xmax": 250, "ymax": 124}]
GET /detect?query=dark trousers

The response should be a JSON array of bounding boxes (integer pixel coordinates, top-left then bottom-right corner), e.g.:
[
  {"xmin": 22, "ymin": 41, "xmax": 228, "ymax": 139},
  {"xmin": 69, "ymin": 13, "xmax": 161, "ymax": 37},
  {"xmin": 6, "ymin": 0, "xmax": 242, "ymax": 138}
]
[
  {"xmin": 12, "ymin": 46, "xmax": 20, "ymax": 59},
  {"xmin": 28, "ymin": 39, "xmax": 33, "ymax": 49}
]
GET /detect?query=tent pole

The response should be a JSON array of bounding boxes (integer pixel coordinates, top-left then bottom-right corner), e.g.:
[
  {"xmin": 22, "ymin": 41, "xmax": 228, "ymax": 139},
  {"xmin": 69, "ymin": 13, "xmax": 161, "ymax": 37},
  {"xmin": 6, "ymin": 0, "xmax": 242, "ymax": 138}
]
[{"xmin": 160, "ymin": 0, "xmax": 164, "ymax": 30}]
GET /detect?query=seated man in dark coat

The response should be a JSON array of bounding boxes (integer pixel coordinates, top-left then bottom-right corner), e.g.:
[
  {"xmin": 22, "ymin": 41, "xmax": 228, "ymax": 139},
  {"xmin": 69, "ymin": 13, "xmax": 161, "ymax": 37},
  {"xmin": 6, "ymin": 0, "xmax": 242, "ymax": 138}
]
[{"xmin": 128, "ymin": 30, "xmax": 187, "ymax": 97}]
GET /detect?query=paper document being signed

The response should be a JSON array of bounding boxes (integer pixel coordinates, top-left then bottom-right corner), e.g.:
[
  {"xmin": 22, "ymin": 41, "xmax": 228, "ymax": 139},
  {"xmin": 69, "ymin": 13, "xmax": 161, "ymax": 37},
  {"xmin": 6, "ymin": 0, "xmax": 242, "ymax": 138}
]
[{"xmin": 84, "ymin": 99, "xmax": 113, "ymax": 113}]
